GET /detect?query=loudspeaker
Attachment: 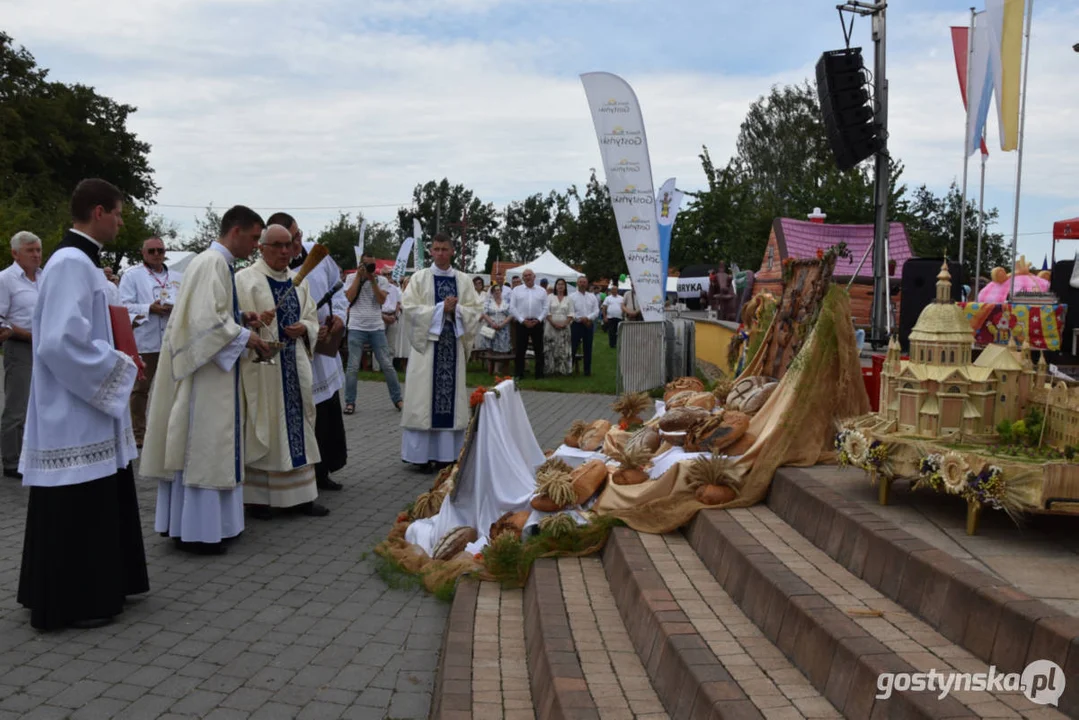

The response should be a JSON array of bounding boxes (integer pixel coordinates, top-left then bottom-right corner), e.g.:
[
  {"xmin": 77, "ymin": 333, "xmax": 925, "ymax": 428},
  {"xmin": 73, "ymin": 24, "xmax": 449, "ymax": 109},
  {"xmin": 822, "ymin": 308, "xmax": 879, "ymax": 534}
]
[
  {"xmin": 816, "ymin": 48, "xmax": 879, "ymax": 171},
  {"xmin": 1050, "ymin": 259, "xmax": 1079, "ymax": 356},
  {"xmin": 898, "ymin": 258, "xmax": 963, "ymax": 352}
]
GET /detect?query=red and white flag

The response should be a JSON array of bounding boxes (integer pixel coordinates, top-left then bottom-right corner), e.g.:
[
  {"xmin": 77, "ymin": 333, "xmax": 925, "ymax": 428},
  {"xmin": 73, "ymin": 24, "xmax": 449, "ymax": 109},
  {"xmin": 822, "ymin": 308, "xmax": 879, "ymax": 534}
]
[{"xmin": 950, "ymin": 25, "xmax": 990, "ymax": 157}]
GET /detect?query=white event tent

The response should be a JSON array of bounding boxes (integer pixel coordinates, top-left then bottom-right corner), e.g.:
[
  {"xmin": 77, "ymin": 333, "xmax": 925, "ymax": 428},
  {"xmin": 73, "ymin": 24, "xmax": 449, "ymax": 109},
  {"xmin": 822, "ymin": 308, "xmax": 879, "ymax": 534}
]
[{"xmin": 505, "ymin": 250, "xmax": 583, "ymax": 286}]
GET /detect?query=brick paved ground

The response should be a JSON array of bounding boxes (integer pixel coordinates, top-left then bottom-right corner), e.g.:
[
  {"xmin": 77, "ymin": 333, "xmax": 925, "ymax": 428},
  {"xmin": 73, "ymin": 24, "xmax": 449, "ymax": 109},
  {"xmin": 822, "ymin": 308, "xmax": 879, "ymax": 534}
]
[{"xmin": 0, "ymin": 380, "xmax": 617, "ymax": 720}]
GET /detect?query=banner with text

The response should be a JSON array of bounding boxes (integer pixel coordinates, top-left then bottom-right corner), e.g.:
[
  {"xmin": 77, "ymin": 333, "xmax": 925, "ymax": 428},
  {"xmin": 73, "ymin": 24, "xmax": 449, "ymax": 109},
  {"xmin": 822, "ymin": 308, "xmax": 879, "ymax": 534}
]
[
  {"xmin": 581, "ymin": 71, "xmax": 664, "ymax": 321},
  {"xmin": 394, "ymin": 237, "xmax": 415, "ymax": 282},
  {"xmin": 656, "ymin": 177, "xmax": 684, "ymax": 289}
]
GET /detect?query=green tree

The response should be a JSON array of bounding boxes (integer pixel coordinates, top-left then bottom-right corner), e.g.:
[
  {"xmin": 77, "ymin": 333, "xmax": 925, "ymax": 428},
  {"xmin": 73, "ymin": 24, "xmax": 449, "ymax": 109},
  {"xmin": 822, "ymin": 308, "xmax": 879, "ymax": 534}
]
[
  {"xmin": 396, "ymin": 179, "xmax": 499, "ymax": 272},
  {"xmin": 733, "ymin": 81, "xmax": 906, "ymax": 228},
  {"xmin": 313, "ymin": 212, "xmax": 397, "ymax": 270},
  {"xmin": 0, "ymin": 32, "xmax": 158, "ymax": 266},
  {"xmin": 176, "ymin": 205, "xmax": 223, "ymax": 254},
  {"xmin": 670, "ymin": 149, "xmax": 762, "ymax": 270},
  {"xmin": 501, "ymin": 191, "xmax": 571, "ymax": 263},
  {"xmin": 552, "ymin": 171, "xmax": 624, "ymax": 282},
  {"xmin": 900, "ymin": 182, "xmax": 1008, "ymax": 282}
]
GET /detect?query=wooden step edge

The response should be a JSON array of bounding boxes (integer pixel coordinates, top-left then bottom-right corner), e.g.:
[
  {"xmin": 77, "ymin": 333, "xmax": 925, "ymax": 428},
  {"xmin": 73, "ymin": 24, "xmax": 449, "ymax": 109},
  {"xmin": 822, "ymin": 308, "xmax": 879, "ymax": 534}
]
[
  {"xmin": 431, "ymin": 577, "xmax": 480, "ymax": 720},
  {"xmin": 768, "ymin": 467, "xmax": 1079, "ymax": 716},
  {"xmin": 602, "ymin": 527, "xmax": 769, "ymax": 720},
  {"xmin": 684, "ymin": 509, "xmax": 975, "ymax": 720},
  {"xmin": 524, "ymin": 558, "xmax": 600, "ymax": 720}
]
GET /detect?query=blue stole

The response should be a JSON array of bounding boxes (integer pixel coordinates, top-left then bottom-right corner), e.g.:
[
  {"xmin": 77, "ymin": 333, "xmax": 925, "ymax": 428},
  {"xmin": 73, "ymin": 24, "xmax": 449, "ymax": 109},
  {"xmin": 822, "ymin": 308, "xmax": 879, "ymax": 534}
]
[
  {"xmin": 229, "ymin": 265, "xmax": 243, "ymax": 484},
  {"xmin": 431, "ymin": 274, "xmax": 458, "ymax": 430},
  {"xmin": 266, "ymin": 276, "xmax": 307, "ymax": 468}
]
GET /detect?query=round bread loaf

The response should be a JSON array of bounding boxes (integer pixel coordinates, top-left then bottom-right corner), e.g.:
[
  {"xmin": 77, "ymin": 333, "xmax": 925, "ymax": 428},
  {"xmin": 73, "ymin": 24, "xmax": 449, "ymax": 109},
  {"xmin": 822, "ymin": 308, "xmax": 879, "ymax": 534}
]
[
  {"xmin": 710, "ymin": 411, "xmax": 751, "ymax": 453},
  {"xmin": 579, "ymin": 420, "xmax": 611, "ymax": 452},
  {"xmin": 726, "ymin": 376, "xmax": 777, "ymax": 411},
  {"xmin": 684, "ymin": 392, "xmax": 716, "ymax": 411},
  {"xmin": 664, "ymin": 390, "xmax": 695, "ymax": 409},
  {"xmin": 740, "ymin": 382, "xmax": 779, "ymax": 414},
  {"xmin": 664, "ymin": 377, "xmax": 705, "ymax": 402},
  {"xmin": 432, "ymin": 526, "xmax": 479, "ymax": 561},
  {"xmin": 625, "ymin": 426, "xmax": 661, "ymax": 457},
  {"xmin": 658, "ymin": 406, "xmax": 710, "ymax": 432}
]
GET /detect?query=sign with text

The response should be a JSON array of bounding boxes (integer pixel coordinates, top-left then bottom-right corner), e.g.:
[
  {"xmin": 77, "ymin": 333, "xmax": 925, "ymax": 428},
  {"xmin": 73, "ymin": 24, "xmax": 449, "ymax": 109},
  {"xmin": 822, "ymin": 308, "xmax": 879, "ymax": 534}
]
[{"xmin": 581, "ymin": 72, "xmax": 664, "ymax": 321}]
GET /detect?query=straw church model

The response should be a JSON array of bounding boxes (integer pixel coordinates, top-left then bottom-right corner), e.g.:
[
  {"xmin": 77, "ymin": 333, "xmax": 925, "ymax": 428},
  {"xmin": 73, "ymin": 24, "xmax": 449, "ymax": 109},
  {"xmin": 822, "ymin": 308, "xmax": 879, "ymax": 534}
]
[{"xmin": 876, "ymin": 261, "xmax": 1048, "ymax": 440}]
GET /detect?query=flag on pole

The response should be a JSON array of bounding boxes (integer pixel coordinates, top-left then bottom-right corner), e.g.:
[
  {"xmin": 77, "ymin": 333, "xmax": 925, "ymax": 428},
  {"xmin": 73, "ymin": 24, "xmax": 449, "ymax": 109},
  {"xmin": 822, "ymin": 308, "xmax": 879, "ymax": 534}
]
[
  {"xmin": 353, "ymin": 219, "xmax": 367, "ymax": 267},
  {"xmin": 950, "ymin": 25, "xmax": 990, "ymax": 157},
  {"xmin": 986, "ymin": 0, "xmax": 1025, "ymax": 151},
  {"xmin": 412, "ymin": 218, "xmax": 424, "ymax": 269},
  {"xmin": 655, "ymin": 178, "xmax": 684, "ymax": 286}
]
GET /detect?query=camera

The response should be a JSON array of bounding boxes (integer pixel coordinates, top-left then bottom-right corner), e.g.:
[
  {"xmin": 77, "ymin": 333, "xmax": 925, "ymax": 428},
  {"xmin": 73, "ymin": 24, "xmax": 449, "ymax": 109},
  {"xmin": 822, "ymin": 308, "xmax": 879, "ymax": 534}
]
[{"xmin": 364, "ymin": 262, "xmax": 376, "ymax": 273}]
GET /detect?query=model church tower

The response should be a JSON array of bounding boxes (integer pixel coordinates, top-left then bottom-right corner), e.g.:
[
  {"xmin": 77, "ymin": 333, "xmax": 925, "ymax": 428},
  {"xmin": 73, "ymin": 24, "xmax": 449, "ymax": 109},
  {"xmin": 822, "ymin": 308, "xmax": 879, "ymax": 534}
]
[{"xmin": 877, "ymin": 261, "xmax": 1034, "ymax": 440}]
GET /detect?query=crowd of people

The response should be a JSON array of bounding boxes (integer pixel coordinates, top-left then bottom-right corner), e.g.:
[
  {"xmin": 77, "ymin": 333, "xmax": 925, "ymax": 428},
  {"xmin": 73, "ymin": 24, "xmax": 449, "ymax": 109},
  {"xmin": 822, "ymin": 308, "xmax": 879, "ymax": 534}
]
[{"xmin": 0, "ymin": 176, "xmax": 652, "ymax": 631}]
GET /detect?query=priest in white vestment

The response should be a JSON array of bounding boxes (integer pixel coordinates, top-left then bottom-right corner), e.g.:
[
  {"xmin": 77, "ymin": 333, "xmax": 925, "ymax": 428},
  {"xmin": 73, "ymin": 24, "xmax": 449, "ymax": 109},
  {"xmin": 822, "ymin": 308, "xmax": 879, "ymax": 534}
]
[
  {"xmin": 18, "ymin": 179, "xmax": 149, "ymax": 630},
  {"xmin": 142, "ymin": 205, "xmax": 271, "ymax": 554},
  {"xmin": 236, "ymin": 224, "xmax": 327, "ymax": 517},
  {"xmin": 278, "ymin": 212, "xmax": 349, "ymax": 492},
  {"xmin": 399, "ymin": 234, "xmax": 483, "ymax": 469}
]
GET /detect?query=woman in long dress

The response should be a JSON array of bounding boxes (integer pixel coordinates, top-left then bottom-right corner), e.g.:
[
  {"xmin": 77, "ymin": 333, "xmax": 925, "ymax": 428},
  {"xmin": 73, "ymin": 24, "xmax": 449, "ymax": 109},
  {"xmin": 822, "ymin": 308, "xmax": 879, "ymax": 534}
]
[
  {"xmin": 544, "ymin": 278, "xmax": 574, "ymax": 375},
  {"xmin": 478, "ymin": 285, "xmax": 512, "ymax": 354}
]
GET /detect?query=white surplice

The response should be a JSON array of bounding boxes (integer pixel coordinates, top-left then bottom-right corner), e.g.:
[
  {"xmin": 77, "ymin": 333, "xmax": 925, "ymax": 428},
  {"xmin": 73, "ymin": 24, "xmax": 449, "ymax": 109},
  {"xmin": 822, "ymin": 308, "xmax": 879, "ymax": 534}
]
[
  {"xmin": 235, "ymin": 260, "xmax": 321, "ymax": 507},
  {"xmin": 142, "ymin": 242, "xmax": 250, "ymax": 543},
  {"xmin": 19, "ymin": 246, "xmax": 138, "ymax": 487},
  {"xmin": 301, "ymin": 242, "xmax": 346, "ymax": 405},
  {"xmin": 399, "ymin": 266, "xmax": 483, "ymax": 463}
]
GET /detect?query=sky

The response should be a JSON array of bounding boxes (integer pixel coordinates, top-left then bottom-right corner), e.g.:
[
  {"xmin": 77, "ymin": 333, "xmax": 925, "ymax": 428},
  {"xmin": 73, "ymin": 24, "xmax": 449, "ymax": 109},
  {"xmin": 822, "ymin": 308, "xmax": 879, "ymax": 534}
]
[{"xmin": 3, "ymin": 0, "xmax": 1077, "ymax": 270}]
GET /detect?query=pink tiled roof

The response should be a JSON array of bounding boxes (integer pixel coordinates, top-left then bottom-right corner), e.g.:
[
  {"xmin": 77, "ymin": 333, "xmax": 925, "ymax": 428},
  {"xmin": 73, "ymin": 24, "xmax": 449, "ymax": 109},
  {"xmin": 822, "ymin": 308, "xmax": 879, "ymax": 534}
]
[{"xmin": 776, "ymin": 218, "xmax": 913, "ymax": 280}]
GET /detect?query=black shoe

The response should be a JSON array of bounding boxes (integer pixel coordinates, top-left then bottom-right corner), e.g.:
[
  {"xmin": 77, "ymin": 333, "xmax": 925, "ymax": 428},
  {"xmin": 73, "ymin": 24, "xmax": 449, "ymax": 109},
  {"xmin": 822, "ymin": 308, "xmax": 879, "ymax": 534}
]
[
  {"xmin": 173, "ymin": 539, "xmax": 226, "ymax": 555},
  {"xmin": 3, "ymin": 468, "xmax": 22, "ymax": 480},
  {"xmin": 69, "ymin": 617, "xmax": 113, "ymax": 629},
  {"xmin": 317, "ymin": 478, "xmax": 343, "ymax": 491},
  {"xmin": 248, "ymin": 505, "xmax": 273, "ymax": 520},
  {"xmin": 298, "ymin": 502, "xmax": 330, "ymax": 517}
]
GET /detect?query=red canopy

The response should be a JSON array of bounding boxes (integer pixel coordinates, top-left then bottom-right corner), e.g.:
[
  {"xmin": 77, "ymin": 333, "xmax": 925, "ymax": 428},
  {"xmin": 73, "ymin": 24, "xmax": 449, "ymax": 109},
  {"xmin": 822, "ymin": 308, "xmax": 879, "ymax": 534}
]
[{"xmin": 1054, "ymin": 217, "xmax": 1079, "ymax": 241}]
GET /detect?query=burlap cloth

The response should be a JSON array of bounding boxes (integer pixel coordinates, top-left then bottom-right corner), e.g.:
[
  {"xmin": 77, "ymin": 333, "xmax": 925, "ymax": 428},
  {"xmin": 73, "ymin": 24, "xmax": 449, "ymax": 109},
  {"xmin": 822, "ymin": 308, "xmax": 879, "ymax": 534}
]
[{"xmin": 597, "ymin": 286, "xmax": 870, "ymax": 533}]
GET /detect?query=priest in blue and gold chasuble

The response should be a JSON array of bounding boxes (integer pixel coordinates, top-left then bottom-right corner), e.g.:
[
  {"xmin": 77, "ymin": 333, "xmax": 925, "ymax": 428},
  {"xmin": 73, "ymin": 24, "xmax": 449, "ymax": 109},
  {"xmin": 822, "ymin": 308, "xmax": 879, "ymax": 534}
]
[{"xmin": 235, "ymin": 235, "xmax": 322, "ymax": 510}]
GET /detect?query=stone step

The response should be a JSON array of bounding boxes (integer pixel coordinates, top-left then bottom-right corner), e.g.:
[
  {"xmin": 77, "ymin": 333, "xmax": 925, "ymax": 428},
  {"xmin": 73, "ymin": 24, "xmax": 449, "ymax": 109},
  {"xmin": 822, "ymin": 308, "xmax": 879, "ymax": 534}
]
[
  {"xmin": 431, "ymin": 579, "xmax": 536, "ymax": 720},
  {"xmin": 768, "ymin": 468, "xmax": 1079, "ymax": 716},
  {"xmin": 604, "ymin": 526, "xmax": 842, "ymax": 720},
  {"xmin": 526, "ymin": 556, "xmax": 670, "ymax": 720},
  {"xmin": 684, "ymin": 505, "xmax": 1068, "ymax": 720}
]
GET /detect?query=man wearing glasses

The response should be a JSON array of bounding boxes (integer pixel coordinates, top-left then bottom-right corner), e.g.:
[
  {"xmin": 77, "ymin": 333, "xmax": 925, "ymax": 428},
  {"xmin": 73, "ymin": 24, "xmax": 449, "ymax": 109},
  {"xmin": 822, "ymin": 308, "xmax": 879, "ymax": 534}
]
[{"xmin": 119, "ymin": 236, "xmax": 183, "ymax": 448}]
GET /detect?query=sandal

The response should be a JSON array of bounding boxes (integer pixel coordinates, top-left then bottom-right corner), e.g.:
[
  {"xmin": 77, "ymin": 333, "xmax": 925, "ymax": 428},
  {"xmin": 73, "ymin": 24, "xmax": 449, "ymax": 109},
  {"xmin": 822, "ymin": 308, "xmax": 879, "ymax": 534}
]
[{"xmin": 344, "ymin": 404, "xmax": 355, "ymax": 415}]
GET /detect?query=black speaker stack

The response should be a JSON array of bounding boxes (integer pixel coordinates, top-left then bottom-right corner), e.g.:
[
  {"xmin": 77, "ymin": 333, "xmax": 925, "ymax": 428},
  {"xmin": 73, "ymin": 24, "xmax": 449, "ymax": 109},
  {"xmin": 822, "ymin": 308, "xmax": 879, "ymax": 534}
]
[
  {"xmin": 897, "ymin": 258, "xmax": 963, "ymax": 353},
  {"xmin": 816, "ymin": 48, "xmax": 880, "ymax": 171}
]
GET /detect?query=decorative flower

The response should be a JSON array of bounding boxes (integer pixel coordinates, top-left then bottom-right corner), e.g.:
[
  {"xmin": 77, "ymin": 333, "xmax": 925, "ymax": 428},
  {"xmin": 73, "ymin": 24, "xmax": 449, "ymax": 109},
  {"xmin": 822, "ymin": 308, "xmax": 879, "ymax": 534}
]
[
  {"xmin": 865, "ymin": 440, "xmax": 888, "ymax": 469},
  {"xmin": 816, "ymin": 248, "xmax": 824, "ymax": 260},
  {"xmin": 470, "ymin": 387, "xmax": 488, "ymax": 408},
  {"xmin": 843, "ymin": 431, "xmax": 869, "ymax": 466},
  {"xmin": 939, "ymin": 452, "xmax": 970, "ymax": 493}
]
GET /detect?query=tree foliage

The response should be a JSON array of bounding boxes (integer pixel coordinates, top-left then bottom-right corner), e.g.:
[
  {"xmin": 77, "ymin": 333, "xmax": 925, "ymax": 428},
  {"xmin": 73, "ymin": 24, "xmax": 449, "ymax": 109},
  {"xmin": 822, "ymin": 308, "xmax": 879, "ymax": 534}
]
[
  {"xmin": 903, "ymin": 182, "xmax": 1009, "ymax": 282},
  {"xmin": 313, "ymin": 212, "xmax": 397, "ymax": 270},
  {"xmin": 501, "ymin": 191, "xmax": 572, "ymax": 264},
  {"xmin": 1, "ymin": 32, "xmax": 159, "ymax": 268},
  {"xmin": 396, "ymin": 179, "xmax": 499, "ymax": 272}
]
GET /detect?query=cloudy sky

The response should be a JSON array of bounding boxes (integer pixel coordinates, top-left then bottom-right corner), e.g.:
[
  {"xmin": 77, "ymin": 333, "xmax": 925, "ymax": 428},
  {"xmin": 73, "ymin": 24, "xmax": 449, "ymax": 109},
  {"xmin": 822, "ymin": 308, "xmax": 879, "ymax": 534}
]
[{"xmin": 3, "ymin": 0, "xmax": 1077, "ymax": 268}]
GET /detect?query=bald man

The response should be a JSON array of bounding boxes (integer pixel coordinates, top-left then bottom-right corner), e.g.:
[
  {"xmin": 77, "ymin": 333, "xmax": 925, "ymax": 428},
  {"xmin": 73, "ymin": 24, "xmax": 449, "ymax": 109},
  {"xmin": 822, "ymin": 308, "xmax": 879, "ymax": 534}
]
[
  {"xmin": 119, "ymin": 236, "xmax": 184, "ymax": 447},
  {"xmin": 235, "ymin": 225, "xmax": 327, "ymax": 519}
]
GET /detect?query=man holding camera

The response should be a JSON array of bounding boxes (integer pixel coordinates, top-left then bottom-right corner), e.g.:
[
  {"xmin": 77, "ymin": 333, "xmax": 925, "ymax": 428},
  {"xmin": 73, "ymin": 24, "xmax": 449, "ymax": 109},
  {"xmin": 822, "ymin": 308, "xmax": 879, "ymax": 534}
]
[{"xmin": 343, "ymin": 252, "xmax": 402, "ymax": 414}]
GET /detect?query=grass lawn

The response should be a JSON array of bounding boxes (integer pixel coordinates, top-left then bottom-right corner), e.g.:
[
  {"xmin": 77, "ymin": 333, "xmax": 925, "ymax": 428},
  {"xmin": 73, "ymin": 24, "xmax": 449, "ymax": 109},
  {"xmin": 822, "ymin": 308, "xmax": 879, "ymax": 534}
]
[{"xmin": 350, "ymin": 330, "xmax": 622, "ymax": 395}]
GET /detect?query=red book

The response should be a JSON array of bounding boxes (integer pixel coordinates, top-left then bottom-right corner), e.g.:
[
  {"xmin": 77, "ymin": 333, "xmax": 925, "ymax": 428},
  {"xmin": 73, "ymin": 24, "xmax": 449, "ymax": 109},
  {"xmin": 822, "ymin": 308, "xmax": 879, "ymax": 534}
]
[{"xmin": 109, "ymin": 305, "xmax": 146, "ymax": 380}]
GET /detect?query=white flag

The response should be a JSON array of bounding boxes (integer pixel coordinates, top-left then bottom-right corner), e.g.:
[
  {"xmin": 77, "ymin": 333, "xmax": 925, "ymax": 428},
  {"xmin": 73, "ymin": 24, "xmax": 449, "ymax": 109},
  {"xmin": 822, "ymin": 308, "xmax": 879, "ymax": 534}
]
[{"xmin": 394, "ymin": 237, "xmax": 415, "ymax": 282}]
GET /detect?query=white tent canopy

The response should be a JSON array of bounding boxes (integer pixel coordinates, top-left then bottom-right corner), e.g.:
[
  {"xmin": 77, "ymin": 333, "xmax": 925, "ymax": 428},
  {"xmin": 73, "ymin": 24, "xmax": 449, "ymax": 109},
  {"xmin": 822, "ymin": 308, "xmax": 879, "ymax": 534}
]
[{"xmin": 505, "ymin": 250, "xmax": 583, "ymax": 285}]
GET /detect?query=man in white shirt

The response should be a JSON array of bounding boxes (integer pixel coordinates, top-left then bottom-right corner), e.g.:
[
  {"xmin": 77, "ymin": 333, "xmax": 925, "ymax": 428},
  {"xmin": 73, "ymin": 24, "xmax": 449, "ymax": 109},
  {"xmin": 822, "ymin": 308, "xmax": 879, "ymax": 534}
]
[
  {"xmin": 343, "ymin": 252, "xmax": 402, "ymax": 414},
  {"xmin": 0, "ymin": 231, "xmax": 42, "ymax": 479},
  {"xmin": 602, "ymin": 286, "xmax": 625, "ymax": 349},
  {"xmin": 509, "ymin": 269, "xmax": 548, "ymax": 380},
  {"xmin": 18, "ymin": 179, "xmax": 149, "ymax": 629},
  {"xmin": 570, "ymin": 276, "xmax": 600, "ymax": 377},
  {"xmin": 119, "ymin": 236, "xmax": 183, "ymax": 448}
]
